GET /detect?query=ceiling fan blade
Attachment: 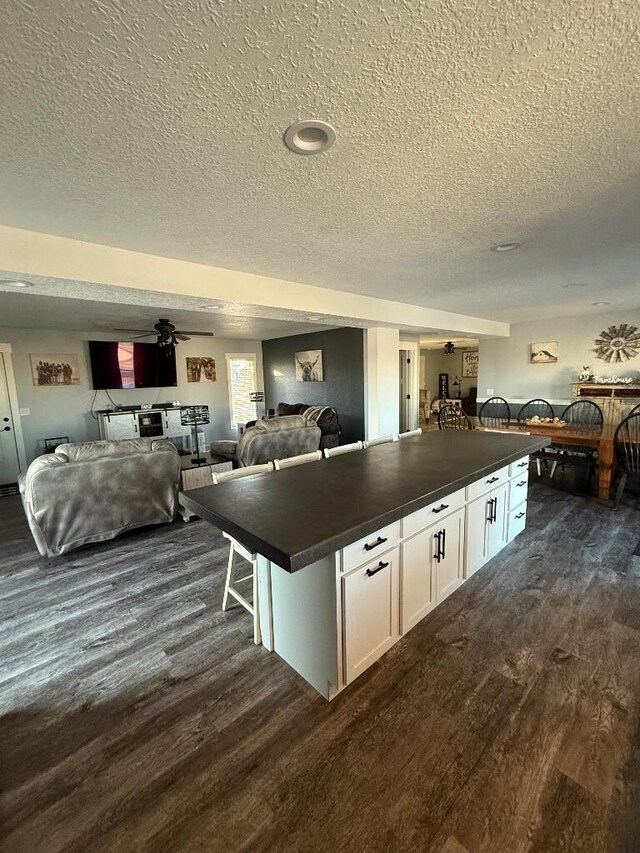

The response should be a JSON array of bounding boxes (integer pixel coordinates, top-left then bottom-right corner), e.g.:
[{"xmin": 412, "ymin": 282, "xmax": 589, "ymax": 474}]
[
  {"xmin": 174, "ymin": 333, "xmax": 190, "ymax": 341},
  {"xmin": 132, "ymin": 333, "xmax": 156, "ymax": 339},
  {"xmin": 176, "ymin": 330, "xmax": 215, "ymax": 337},
  {"xmin": 113, "ymin": 328, "xmax": 154, "ymax": 333}
]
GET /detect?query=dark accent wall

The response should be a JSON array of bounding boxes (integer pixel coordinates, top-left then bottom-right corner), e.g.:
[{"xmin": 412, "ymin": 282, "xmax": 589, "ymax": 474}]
[{"xmin": 262, "ymin": 328, "xmax": 365, "ymax": 443}]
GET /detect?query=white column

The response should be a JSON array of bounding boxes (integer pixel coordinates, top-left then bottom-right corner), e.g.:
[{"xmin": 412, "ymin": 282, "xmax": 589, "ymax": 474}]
[{"xmin": 364, "ymin": 328, "xmax": 400, "ymax": 440}]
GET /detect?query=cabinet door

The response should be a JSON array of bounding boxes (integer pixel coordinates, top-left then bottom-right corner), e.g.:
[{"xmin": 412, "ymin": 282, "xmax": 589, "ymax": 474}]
[
  {"xmin": 103, "ymin": 413, "xmax": 136, "ymax": 440},
  {"xmin": 165, "ymin": 408, "xmax": 188, "ymax": 438},
  {"xmin": 342, "ymin": 548, "xmax": 399, "ymax": 684},
  {"xmin": 400, "ymin": 530, "xmax": 433, "ymax": 634},
  {"xmin": 433, "ymin": 509, "xmax": 465, "ymax": 603},
  {"xmin": 487, "ymin": 483, "xmax": 508, "ymax": 557},
  {"xmin": 465, "ymin": 494, "xmax": 491, "ymax": 578}
]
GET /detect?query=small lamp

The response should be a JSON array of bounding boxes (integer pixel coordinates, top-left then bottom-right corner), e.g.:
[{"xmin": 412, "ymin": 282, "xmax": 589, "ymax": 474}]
[{"xmin": 180, "ymin": 405, "xmax": 210, "ymax": 465}]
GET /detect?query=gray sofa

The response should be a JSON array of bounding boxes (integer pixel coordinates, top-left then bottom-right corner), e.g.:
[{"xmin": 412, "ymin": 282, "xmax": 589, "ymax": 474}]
[
  {"xmin": 211, "ymin": 415, "xmax": 321, "ymax": 467},
  {"xmin": 19, "ymin": 438, "xmax": 181, "ymax": 557}
]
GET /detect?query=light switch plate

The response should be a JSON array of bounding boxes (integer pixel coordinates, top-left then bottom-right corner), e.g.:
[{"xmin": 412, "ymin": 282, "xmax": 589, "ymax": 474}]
[{"xmin": 19, "ymin": 407, "xmax": 30, "ymax": 416}]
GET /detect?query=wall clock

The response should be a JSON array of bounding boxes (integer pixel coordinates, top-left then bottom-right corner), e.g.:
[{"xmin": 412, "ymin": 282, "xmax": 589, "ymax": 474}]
[{"xmin": 593, "ymin": 324, "xmax": 640, "ymax": 363}]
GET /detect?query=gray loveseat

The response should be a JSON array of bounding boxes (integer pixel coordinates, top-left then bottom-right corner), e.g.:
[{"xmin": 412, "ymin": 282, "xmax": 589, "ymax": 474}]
[
  {"xmin": 20, "ymin": 438, "xmax": 181, "ymax": 557},
  {"xmin": 210, "ymin": 414, "xmax": 321, "ymax": 467}
]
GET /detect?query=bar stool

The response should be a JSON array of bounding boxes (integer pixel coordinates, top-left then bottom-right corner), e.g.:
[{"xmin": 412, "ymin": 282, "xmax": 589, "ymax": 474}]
[
  {"xmin": 215, "ymin": 463, "xmax": 274, "ymax": 644},
  {"xmin": 363, "ymin": 435, "xmax": 396, "ymax": 448},
  {"xmin": 274, "ymin": 450, "xmax": 323, "ymax": 469},
  {"xmin": 323, "ymin": 441, "xmax": 363, "ymax": 458},
  {"xmin": 397, "ymin": 428, "xmax": 423, "ymax": 439}
]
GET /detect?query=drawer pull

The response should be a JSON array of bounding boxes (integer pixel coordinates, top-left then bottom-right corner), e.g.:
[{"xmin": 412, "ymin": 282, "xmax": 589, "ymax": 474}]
[
  {"xmin": 518, "ymin": 461, "xmax": 528, "ymax": 468},
  {"xmin": 487, "ymin": 497, "xmax": 497, "ymax": 523},
  {"xmin": 486, "ymin": 476, "xmax": 499, "ymax": 484},
  {"xmin": 516, "ymin": 480, "xmax": 527, "ymax": 487},
  {"xmin": 364, "ymin": 535, "xmax": 388, "ymax": 552},
  {"xmin": 515, "ymin": 512, "xmax": 525, "ymax": 519},
  {"xmin": 432, "ymin": 503, "xmax": 449, "ymax": 514},
  {"xmin": 366, "ymin": 561, "xmax": 389, "ymax": 577}
]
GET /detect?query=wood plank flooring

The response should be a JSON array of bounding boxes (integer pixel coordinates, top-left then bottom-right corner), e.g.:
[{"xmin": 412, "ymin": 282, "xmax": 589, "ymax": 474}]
[{"xmin": 1, "ymin": 481, "xmax": 640, "ymax": 853}]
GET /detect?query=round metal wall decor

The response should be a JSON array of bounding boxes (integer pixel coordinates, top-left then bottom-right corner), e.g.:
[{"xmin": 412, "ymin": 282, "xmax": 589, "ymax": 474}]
[{"xmin": 593, "ymin": 324, "xmax": 640, "ymax": 363}]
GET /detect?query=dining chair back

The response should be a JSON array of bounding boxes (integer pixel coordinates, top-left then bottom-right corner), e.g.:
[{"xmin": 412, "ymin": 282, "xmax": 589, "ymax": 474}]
[
  {"xmin": 274, "ymin": 450, "xmax": 323, "ymax": 469},
  {"xmin": 517, "ymin": 399, "xmax": 554, "ymax": 422},
  {"xmin": 613, "ymin": 413, "xmax": 640, "ymax": 508},
  {"xmin": 560, "ymin": 400, "xmax": 604, "ymax": 429},
  {"xmin": 477, "ymin": 396, "xmax": 511, "ymax": 429},
  {"xmin": 438, "ymin": 405, "xmax": 472, "ymax": 430},
  {"xmin": 324, "ymin": 441, "xmax": 364, "ymax": 458}
]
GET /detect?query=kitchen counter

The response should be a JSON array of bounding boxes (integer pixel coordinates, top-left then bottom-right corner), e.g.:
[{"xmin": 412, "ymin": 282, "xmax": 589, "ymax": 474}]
[{"xmin": 180, "ymin": 430, "xmax": 549, "ymax": 572}]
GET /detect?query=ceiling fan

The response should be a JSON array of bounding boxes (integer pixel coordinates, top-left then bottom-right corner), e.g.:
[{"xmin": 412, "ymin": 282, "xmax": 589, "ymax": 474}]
[{"xmin": 113, "ymin": 318, "xmax": 214, "ymax": 347}]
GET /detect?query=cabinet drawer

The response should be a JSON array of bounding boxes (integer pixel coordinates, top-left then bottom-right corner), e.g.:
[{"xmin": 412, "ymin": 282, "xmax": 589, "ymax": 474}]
[
  {"xmin": 341, "ymin": 521, "xmax": 399, "ymax": 573},
  {"xmin": 507, "ymin": 503, "xmax": 527, "ymax": 542},
  {"xmin": 466, "ymin": 465, "xmax": 509, "ymax": 501},
  {"xmin": 401, "ymin": 488, "xmax": 465, "ymax": 539},
  {"xmin": 508, "ymin": 471, "xmax": 529, "ymax": 510},
  {"xmin": 509, "ymin": 456, "xmax": 530, "ymax": 478},
  {"xmin": 342, "ymin": 547, "xmax": 400, "ymax": 684}
]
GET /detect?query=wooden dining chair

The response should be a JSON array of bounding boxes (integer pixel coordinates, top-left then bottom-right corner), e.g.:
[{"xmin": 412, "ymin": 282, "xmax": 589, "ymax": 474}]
[
  {"xmin": 477, "ymin": 396, "xmax": 511, "ymax": 429},
  {"xmin": 549, "ymin": 400, "xmax": 604, "ymax": 481},
  {"xmin": 438, "ymin": 405, "xmax": 472, "ymax": 430},
  {"xmin": 614, "ymin": 413, "xmax": 640, "ymax": 508},
  {"xmin": 215, "ymin": 463, "xmax": 275, "ymax": 645},
  {"xmin": 324, "ymin": 441, "xmax": 364, "ymax": 458},
  {"xmin": 517, "ymin": 399, "xmax": 555, "ymax": 476}
]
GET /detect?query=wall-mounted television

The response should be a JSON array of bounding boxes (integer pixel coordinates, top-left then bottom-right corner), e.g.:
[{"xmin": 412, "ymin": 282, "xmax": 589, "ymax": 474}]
[{"xmin": 88, "ymin": 341, "xmax": 177, "ymax": 390}]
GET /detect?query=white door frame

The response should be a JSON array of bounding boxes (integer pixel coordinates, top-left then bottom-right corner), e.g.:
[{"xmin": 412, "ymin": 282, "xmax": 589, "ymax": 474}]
[
  {"xmin": 399, "ymin": 340, "xmax": 420, "ymax": 431},
  {"xmin": 0, "ymin": 343, "xmax": 27, "ymax": 472}
]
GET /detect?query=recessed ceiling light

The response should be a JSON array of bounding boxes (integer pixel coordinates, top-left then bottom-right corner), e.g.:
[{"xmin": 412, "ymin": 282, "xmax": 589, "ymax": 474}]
[
  {"xmin": 562, "ymin": 282, "xmax": 587, "ymax": 289},
  {"xmin": 490, "ymin": 241, "xmax": 521, "ymax": 253},
  {"xmin": 284, "ymin": 120, "xmax": 336, "ymax": 155},
  {"xmin": 592, "ymin": 301, "xmax": 610, "ymax": 307},
  {"xmin": 1, "ymin": 278, "xmax": 34, "ymax": 288}
]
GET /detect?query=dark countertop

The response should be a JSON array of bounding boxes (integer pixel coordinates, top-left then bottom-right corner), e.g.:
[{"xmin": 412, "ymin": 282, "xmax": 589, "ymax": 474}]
[{"xmin": 180, "ymin": 431, "xmax": 549, "ymax": 572}]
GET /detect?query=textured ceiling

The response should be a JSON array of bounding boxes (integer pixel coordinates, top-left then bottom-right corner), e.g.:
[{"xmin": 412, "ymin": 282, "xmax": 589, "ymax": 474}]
[{"xmin": 1, "ymin": 0, "xmax": 639, "ymax": 323}]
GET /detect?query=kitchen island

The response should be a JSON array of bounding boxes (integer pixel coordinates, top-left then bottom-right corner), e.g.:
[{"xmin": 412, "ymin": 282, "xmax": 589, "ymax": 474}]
[{"xmin": 181, "ymin": 431, "xmax": 549, "ymax": 699}]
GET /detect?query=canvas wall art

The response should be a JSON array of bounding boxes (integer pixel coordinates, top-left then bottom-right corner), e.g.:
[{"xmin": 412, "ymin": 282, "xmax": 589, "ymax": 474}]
[
  {"xmin": 186, "ymin": 356, "xmax": 217, "ymax": 383},
  {"xmin": 30, "ymin": 354, "xmax": 80, "ymax": 386},
  {"xmin": 529, "ymin": 342, "xmax": 558, "ymax": 364},
  {"xmin": 462, "ymin": 350, "xmax": 479, "ymax": 377},
  {"xmin": 295, "ymin": 349, "xmax": 323, "ymax": 382}
]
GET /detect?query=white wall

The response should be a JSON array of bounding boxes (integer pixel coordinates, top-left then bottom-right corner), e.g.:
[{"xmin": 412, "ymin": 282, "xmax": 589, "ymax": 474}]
[
  {"xmin": 364, "ymin": 328, "xmax": 400, "ymax": 439},
  {"xmin": 478, "ymin": 309, "xmax": 640, "ymax": 403},
  {"xmin": 0, "ymin": 327, "xmax": 263, "ymax": 462}
]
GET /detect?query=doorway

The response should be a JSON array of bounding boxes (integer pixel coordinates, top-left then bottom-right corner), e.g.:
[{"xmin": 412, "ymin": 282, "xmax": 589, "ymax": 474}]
[
  {"xmin": 398, "ymin": 342, "xmax": 419, "ymax": 433},
  {"xmin": 0, "ymin": 346, "xmax": 26, "ymax": 487}
]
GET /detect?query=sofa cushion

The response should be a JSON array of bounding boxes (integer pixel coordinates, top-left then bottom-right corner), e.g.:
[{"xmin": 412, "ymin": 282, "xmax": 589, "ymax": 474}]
[
  {"xmin": 275, "ymin": 402, "xmax": 305, "ymax": 416},
  {"xmin": 55, "ymin": 438, "xmax": 164, "ymax": 462},
  {"xmin": 210, "ymin": 440, "xmax": 238, "ymax": 460},
  {"xmin": 251, "ymin": 414, "xmax": 309, "ymax": 432}
]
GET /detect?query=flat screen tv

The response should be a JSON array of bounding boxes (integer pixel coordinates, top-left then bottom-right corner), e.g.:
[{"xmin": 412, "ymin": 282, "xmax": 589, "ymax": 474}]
[{"xmin": 88, "ymin": 341, "xmax": 177, "ymax": 390}]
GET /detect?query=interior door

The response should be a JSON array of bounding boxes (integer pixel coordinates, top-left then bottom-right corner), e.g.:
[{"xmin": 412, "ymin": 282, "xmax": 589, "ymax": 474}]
[{"xmin": 0, "ymin": 353, "xmax": 21, "ymax": 485}]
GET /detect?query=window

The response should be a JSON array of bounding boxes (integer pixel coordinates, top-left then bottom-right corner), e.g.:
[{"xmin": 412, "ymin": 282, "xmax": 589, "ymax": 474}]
[{"xmin": 226, "ymin": 353, "xmax": 258, "ymax": 427}]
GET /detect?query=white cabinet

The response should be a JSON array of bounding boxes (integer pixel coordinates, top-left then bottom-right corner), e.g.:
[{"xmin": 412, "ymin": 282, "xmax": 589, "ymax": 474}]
[
  {"xmin": 507, "ymin": 504, "xmax": 527, "ymax": 542},
  {"xmin": 341, "ymin": 522, "xmax": 400, "ymax": 573},
  {"xmin": 342, "ymin": 548, "xmax": 400, "ymax": 684},
  {"xmin": 465, "ymin": 482, "xmax": 507, "ymax": 578},
  {"xmin": 101, "ymin": 412, "xmax": 137, "ymax": 440},
  {"xmin": 164, "ymin": 407, "xmax": 189, "ymax": 438},
  {"xmin": 434, "ymin": 508, "xmax": 465, "ymax": 603}
]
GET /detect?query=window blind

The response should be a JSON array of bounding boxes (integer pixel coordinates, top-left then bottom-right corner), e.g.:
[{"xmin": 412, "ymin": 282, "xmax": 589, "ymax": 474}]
[{"xmin": 228, "ymin": 356, "xmax": 258, "ymax": 425}]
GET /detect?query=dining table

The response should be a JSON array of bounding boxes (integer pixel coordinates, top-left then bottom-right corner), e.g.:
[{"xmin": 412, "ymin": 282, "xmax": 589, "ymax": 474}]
[{"xmin": 476, "ymin": 422, "xmax": 617, "ymax": 500}]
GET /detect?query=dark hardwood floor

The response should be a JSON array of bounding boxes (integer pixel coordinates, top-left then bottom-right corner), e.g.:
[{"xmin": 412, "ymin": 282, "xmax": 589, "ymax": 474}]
[{"xmin": 1, "ymin": 480, "xmax": 640, "ymax": 853}]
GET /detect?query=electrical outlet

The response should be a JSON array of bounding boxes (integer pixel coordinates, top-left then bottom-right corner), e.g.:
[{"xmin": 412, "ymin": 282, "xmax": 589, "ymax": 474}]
[
  {"xmin": 19, "ymin": 407, "xmax": 30, "ymax": 416},
  {"xmin": 486, "ymin": 389, "xmax": 494, "ymax": 396}
]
